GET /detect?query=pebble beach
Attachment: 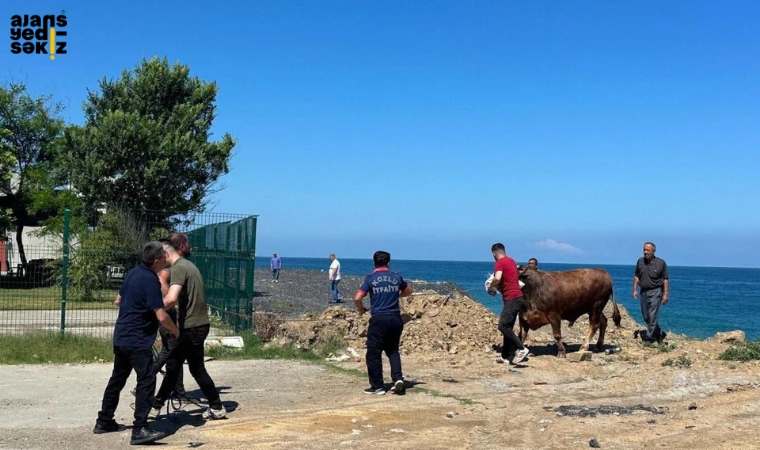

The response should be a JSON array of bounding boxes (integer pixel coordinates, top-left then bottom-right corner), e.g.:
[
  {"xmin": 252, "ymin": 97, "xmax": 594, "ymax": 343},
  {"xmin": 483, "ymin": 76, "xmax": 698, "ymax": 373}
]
[{"xmin": 252, "ymin": 268, "xmax": 465, "ymax": 318}]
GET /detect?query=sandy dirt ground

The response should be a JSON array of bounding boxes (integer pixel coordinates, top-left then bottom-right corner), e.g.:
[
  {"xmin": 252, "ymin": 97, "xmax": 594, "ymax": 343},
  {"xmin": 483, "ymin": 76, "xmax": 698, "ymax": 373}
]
[{"xmin": 2, "ymin": 313, "xmax": 760, "ymax": 450}]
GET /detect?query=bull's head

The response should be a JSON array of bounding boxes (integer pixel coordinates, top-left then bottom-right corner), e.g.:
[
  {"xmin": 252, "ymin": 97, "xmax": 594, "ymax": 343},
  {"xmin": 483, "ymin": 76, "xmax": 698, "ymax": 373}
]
[{"xmin": 516, "ymin": 264, "xmax": 541, "ymax": 289}]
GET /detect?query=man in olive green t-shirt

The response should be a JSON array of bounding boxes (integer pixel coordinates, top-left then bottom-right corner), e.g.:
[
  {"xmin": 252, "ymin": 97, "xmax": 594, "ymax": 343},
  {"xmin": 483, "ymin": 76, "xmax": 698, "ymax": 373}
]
[
  {"xmin": 151, "ymin": 233, "xmax": 227, "ymax": 420},
  {"xmin": 170, "ymin": 257, "xmax": 209, "ymax": 330}
]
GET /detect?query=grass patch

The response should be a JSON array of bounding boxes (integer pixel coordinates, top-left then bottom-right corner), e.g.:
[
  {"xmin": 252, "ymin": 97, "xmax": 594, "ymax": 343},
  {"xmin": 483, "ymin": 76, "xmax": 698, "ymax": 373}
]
[
  {"xmin": 411, "ymin": 386, "xmax": 476, "ymax": 405},
  {"xmin": 657, "ymin": 342, "xmax": 677, "ymax": 353},
  {"xmin": 313, "ymin": 331, "xmax": 348, "ymax": 357},
  {"xmin": 0, "ymin": 287, "xmax": 119, "ymax": 310},
  {"xmin": 205, "ymin": 332, "xmax": 322, "ymax": 362},
  {"xmin": 718, "ymin": 340, "xmax": 760, "ymax": 362},
  {"xmin": 205, "ymin": 332, "xmax": 367, "ymax": 378},
  {"xmin": 662, "ymin": 354, "xmax": 692, "ymax": 368},
  {"xmin": 317, "ymin": 363, "xmax": 366, "ymax": 378},
  {"xmin": 0, "ymin": 332, "xmax": 114, "ymax": 364}
]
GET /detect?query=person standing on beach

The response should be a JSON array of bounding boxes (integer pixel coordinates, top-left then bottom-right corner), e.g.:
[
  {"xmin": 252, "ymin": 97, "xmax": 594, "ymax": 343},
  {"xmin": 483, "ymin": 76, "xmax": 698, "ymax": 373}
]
[
  {"xmin": 150, "ymin": 233, "xmax": 227, "ymax": 420},
  {"xmin": 487, "ymin": 243, "xmax": 530, "ymax": 365},
  {"xmin": 633, "ymin": 242, "xmax": 670, "ymax": 345},
  {"xmin": 329, "ymin": 253, "xmax": 343, "ymax": 303},
  {"xmin": 528, "ymin": 258, "xmax": 538, "ymax": 269},
  {"xmin": 354, "ymin": 250, "xmax": 413, "ymax": 395},
  {"xmin": 270, "ymin": 252, "xmax": 281, "ymax": 282},
  {"xmin": 94, "ymin": 241, "xmax": 178, "ymax": 445}
]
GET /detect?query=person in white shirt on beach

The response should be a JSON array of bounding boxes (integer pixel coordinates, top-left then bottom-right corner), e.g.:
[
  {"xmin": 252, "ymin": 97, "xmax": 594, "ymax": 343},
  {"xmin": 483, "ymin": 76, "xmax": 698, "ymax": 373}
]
[{"xmin": 329, "ymin": 254, "xmax": 343, "ymax": 303}]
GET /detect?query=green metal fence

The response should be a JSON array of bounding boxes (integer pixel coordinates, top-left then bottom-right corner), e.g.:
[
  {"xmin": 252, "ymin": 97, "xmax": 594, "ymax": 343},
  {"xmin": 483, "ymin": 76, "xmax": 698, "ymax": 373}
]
[
  {"xmin": 182, "ymin": 213, "xmax": 258, "ymax": 333},
  {"xmin": 0, "ymin": 209, "xmax": 257, "ymax": 338}
]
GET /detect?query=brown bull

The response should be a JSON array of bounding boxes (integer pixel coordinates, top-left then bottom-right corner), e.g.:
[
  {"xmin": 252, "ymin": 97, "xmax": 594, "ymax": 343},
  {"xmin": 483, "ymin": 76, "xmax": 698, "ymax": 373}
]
[{"xmin": 517, "ymin": 266, "xmax": 622, "ymax": 357}]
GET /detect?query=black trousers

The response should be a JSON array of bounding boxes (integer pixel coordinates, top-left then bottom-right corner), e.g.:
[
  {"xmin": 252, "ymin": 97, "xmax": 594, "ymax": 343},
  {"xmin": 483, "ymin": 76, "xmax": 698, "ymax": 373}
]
[
  {"xmin": 154, "ymin": 324, "xmax": 223, "ymax": 410},
  {"xmin": 154, "ymin": 310, "xmax": 185, "ymax": 394},
  {"xmin": 97, "ymin": 346, "xmax": 155, "ymax": 428},
  {"xmin": 366, "ymin": 314, "xmax": 404, "ymax": 390},
  {"xmin": 498, "ymin": 297, "xmax": 526, "ymax": 360}
]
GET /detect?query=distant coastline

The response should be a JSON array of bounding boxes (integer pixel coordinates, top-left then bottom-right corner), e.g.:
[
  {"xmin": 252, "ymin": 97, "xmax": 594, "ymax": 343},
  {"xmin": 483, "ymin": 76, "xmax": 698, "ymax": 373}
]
[
  {"xmin": 252, "ymin": 257, "xmax": 759, "ymax": 341},
  {"xmin": 255, "ymin": 255, "xmax": 760, "ymax": 271}
]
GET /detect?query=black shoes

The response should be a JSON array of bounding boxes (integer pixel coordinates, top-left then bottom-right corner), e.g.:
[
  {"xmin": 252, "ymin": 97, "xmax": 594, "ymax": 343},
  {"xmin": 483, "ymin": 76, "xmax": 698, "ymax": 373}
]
[
  {"xmin": 93, "ymin": 420, "xmax": 127, "ymax": 434},
  {"xmin": 130, "ymin": 427, "xmax": 166, "ymax": 445},
  {"xmin": 94, "ymin": 421, "xmax": 165, "ymax": 445},
  {"xmin": 363, "ymin": 387, "xmax": 386, "ymax": 395}
]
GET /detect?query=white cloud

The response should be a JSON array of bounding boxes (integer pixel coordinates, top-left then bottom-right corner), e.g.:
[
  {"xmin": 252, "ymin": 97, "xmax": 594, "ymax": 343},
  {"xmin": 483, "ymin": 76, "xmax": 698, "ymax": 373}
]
[{"xmin": 534, "ymin": 239, "xmax": 582, "ymax": 254}]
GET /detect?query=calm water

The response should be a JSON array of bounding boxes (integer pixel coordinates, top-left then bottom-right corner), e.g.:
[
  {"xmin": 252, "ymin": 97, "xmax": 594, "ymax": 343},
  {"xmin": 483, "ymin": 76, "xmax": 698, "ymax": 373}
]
[{"xmin": 256, "ymin": 257, "xmax": 760, "ymax": 341}]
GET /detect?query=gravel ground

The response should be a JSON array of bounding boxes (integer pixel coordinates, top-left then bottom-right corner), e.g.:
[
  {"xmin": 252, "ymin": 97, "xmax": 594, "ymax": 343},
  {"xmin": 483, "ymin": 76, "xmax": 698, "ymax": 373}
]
[
  {"xmin": 0, "ymin": 360, "xmax": 352, "ymax": 450},
  {"xmin": 253, "ymin": 268, "xmax": 466, "ymax": 318}
]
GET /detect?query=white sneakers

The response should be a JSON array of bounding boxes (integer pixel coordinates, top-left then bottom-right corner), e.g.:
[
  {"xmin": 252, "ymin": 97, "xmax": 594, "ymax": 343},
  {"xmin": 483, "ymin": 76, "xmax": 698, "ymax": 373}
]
[
  {"xmin": 390, "ymin": 380, "xmax": 405, "ymax": 394},
  {"xmin": 148, "ymin": 407, "xmax": 162, "ymax": 420},
  {"xmin": 512, "ymin": 348, "xmax": 530, "ymax": 365},
  {"xmin": 495, "ymin": 348, "xmax": 530, "ymax": 365},
  {"xmin": 202, "ymin": 406, "xmax": 228, "ymax": 420}
]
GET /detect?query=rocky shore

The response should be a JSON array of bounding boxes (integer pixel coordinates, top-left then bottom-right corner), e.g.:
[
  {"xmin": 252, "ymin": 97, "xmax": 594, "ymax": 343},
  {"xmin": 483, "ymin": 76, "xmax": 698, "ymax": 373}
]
[{"xmin": 253, "ymin": 268, "xmax": 466, "ymax": 318}]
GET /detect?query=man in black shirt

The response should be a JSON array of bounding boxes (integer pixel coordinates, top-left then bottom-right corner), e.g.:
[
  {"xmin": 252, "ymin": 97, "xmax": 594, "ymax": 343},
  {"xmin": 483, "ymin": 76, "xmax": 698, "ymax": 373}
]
[
  {"xmin": 94, "ymin": 241, "xmax": 179, "ymax": 445},
  {"xmin": 633, "ymin": 242, "xmax": 670, "ymax": 344}
]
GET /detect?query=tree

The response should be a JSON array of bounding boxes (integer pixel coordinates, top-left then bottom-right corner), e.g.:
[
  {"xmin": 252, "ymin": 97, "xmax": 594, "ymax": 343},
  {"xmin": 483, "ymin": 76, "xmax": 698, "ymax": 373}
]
[
  {"xmin": 64, "ymin": 56, "xmax": 236, "ymax": 228},
  {"xmin": 0, "ymin": 83, "xmax": 66, "ymax": 271},
  {"xmin": 64, "ymin": 207, "xmax": 150, "ymax": 301}
]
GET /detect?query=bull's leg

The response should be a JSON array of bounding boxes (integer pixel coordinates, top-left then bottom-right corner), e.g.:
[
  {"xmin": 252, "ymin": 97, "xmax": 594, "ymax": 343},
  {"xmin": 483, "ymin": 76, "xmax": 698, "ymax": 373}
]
[
  {"xmin": 582, "ymin": 313, "xmax": 600, "ymax": 351},
  {"xmin": 550, "ymin": 318, "xmax": 565, "ymax": 357},
  {"xmin": 596, "ymin": 314, "xmax": 608, "ymax": 351},
  {"xmin": 518, "ymin": 315, "xmax": 530, "ymax": 344}
]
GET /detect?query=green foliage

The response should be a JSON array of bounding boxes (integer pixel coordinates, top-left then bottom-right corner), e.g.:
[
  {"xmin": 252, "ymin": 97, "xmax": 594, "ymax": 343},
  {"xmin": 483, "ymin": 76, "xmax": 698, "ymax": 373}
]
[
  {"xmin": 64, "ymin": 56, "xmax": 236, "ymax": 228},
  {"xmin": 64, "ymin": 207, "xmax": 148, "ymax": 301},
  {"xmin": 30, "ymin": 177, "xmax": 90, "ymax": 240},
  {"xmin": 657, "ymin": 342, "xmax": 677, "ymax": 352},
  {"xmin": 718, "ymin": 340, "xmax": 760, "ymax": 362},
  {"xmin": 0, "ymin": 83, "xmax": 66, "ymax": 265}
]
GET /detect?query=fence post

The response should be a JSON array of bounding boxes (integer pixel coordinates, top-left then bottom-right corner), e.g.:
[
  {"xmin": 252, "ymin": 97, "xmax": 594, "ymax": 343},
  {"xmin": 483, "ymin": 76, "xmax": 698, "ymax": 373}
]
[{"xmin": 60, "ymin": 209, "xmax": 70, "ymax": 334}]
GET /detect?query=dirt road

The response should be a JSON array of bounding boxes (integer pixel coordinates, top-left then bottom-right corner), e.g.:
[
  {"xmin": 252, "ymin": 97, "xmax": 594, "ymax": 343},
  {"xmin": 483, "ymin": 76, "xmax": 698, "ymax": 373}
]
[{"xmin": 2, "ymin": 330, "xmax": 760, "ymax": 450}]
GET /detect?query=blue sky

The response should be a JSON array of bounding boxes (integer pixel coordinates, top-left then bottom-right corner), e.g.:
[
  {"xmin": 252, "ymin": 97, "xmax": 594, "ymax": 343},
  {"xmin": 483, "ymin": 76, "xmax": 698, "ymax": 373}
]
[{"xmin": 4, "ymin": 1, "xmax": 759, "ymax": 267}]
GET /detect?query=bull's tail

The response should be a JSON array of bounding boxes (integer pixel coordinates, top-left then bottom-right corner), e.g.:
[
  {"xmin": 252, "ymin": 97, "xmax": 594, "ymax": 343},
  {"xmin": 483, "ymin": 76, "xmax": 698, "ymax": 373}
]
[{"xmin": 611, "ymin": 291, "xmax": 622, "ymax": 328}]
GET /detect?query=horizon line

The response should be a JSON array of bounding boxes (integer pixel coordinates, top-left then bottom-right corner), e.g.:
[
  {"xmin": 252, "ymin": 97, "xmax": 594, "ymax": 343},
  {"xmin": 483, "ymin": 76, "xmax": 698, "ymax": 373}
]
[{"xmin": 256, "ymin": 255, "xmax": 760, "ymax": 270}]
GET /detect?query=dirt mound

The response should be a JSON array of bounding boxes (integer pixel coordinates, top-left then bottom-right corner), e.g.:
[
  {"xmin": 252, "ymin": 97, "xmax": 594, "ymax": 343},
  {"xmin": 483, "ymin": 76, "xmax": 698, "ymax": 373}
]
[
  {"xmin": 272, "ymin": 288, "xmax": 646, "ymax": 361},
  {"xmin": 274, "ymin": 290, "xmax": 501, "ymax": 357}
]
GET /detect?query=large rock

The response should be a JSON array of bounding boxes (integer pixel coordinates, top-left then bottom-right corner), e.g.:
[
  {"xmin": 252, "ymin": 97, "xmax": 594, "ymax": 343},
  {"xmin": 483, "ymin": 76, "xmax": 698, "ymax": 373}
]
[{"xmin": 713, "ymin": 330, "xmax": 746, "ymax": 344}]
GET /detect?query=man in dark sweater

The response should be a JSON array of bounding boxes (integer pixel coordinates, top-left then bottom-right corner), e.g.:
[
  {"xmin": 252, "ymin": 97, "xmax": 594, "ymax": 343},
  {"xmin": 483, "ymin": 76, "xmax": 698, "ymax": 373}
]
[
  {"xmin": 94, "ymin": 241, "xmax": 179, "ymax": 445},
  {"xmin": 633, "ymin": 242, "xmax": 670, "ymax": 344}
]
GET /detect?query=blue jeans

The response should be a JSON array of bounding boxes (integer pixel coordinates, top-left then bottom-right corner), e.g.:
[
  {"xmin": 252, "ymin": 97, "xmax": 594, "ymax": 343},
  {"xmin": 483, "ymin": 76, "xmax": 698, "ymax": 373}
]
[
  {"xmin": 330, "ymin": 279, "xmax": 342, "ymax": 302},
  {"xmin": 272, "ymin": 269, "xmax": 280, "ymax": 280}
]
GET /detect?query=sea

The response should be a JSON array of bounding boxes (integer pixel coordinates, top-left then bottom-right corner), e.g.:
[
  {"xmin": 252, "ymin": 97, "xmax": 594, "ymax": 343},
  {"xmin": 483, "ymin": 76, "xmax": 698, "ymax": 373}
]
[{"xmin": 255, "ymin": 257, "xmax": 760, "ymax": 341}]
